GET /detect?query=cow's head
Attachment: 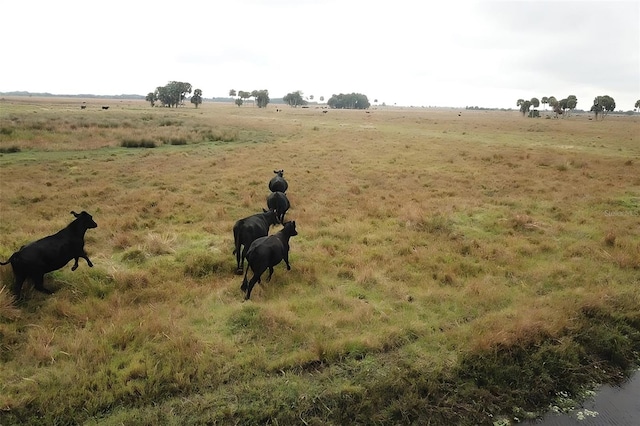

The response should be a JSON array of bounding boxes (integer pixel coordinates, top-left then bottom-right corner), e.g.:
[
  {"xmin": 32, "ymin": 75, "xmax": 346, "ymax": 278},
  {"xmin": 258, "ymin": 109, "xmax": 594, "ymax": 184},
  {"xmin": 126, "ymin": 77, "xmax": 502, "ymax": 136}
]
[
  {"xmin": 71, "ymin": 211, "xmax": 98, "ymax": 229},
  {"xmin": 283, "ymin": 221, "xmax": 298, "ymax": 236},
  {"xmin": 262, "ymin": 209, "xmax": 280, "ymax": 225},
  {"xmin": 273, "ymin": 169, "xmax": 284, "ymax": 177}
]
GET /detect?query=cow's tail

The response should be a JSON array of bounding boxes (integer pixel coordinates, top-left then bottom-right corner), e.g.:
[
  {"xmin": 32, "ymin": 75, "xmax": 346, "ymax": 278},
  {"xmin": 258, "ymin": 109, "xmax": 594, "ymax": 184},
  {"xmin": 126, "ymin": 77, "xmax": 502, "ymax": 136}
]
[{"xmin": 232, "ymin": 226, "xmax": 240, "ymax": 255}]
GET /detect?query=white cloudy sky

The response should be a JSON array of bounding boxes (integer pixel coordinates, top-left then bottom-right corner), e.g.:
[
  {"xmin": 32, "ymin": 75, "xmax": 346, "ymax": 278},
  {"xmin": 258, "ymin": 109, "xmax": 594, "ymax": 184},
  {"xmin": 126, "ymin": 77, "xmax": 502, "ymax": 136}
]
[{"xmin": 2, "ymin": 0, "xmax": 638, "ymax": 109}]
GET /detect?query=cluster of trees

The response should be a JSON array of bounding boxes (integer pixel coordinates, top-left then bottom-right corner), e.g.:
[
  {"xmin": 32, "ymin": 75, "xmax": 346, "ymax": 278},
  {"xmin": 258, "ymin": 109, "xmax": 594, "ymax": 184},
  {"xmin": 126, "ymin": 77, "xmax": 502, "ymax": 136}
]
[
  {"xmin": 228, "ymin": 89, "xmax": 270, "ymax": 108},
  {"xmin": 517, "ymin": 95, "xmax": 579, "ymax": 117},
  {"xmin": 590, "ymin": 95, "xmax": 616, "ymax": 120},
  {"xmin": 146, "ymin": 81, "xmax": 199, "ymax": 108},
  {"xmin": 517, "ymin": 96, "xmax": 640, "ymax": 120},
  {"xmin": 283, "ymin": 91, "xmax": 306, "ymax": 107},
  {"xmin": 327, "ymin": 93, "xmax": 370, "ymax": 109}
]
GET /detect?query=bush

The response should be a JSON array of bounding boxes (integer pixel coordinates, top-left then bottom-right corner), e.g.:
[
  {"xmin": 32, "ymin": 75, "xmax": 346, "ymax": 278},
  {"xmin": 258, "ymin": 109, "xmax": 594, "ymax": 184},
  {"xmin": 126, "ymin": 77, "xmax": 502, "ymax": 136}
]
[
  {"xmin": 0, "ymin": 145, "xmax": 21, "ymax": 153},
  {"xmin": 121, "ymin": 139, "xmax": 157, "ymax": 148}
]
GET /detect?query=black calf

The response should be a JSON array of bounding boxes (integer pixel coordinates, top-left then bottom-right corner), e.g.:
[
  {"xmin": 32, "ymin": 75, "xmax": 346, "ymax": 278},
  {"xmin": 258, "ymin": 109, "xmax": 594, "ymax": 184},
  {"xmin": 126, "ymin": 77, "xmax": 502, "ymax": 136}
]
[
  {"xmin": 0, "ymin": 211, "xmax": 98, "ymax": 299},
  {"xmin": 241, "ymin": 221, "xmax": 298, "ymax": 300}
]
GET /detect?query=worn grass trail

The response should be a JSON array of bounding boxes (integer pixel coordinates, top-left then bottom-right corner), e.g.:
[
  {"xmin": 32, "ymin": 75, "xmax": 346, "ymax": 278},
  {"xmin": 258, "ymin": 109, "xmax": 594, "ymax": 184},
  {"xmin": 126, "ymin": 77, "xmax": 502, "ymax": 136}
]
[{"xmin": 0, "ymin": 100, "xmax": 639, "ymax": 424}]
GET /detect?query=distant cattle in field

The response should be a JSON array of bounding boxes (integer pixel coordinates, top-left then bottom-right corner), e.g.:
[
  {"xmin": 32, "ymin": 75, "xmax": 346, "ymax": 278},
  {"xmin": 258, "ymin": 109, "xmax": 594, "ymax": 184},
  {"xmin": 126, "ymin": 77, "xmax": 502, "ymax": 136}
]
[
  {"xmin": 268, "ymin": 170, "xmax": 288, "ymax": 193},
  {"xmin": 233, "ymin": 210, "xmax": 279, "ymax": 275},
  {"xmin": 0, "ymin": 211, "xmax": 98, "ymax": 300},
  {"xmin": 267, "ymin": 191, "xmax": 290, "ymax": 224},
  {"xmin": 101, "ymin": 106, "xmax": 109, "ymax": 110},
  {"xmin": 241, "ymin": 221, "xmax": 298, "ymax": 300},
  {"xmin": 322, "ymin": 110, "xmax": 328, "ymax": 114},
  {"xmin": 80, "ymin": 105, "xmax": 87, "ymax": 110}
]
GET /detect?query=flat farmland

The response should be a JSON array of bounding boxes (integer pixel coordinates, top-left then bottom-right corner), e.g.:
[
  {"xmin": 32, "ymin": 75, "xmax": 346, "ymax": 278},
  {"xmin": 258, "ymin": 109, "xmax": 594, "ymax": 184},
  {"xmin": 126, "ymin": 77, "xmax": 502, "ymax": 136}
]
[{"xmin": 1, "ymin": 98, "xmax": 639, "ymax": 425}]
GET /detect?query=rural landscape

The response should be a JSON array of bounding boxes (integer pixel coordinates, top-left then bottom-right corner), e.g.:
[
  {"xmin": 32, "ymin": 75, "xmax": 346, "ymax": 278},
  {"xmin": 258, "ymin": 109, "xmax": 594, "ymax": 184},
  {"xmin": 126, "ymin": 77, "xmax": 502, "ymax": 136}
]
[{"xmin": 0, "ymin": 97, "xmax": 639, "ymax": 425}]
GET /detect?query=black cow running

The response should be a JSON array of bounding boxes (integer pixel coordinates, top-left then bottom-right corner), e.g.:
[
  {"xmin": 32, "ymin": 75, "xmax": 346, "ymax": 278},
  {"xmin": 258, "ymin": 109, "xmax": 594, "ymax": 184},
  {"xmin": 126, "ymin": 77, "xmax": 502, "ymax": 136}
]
[
  {"xmin": 0, "ymin": 211, "xmax": 98, "ymax": 299},
  {"xmin": 268, "ymin": 170, "xmax": 288, "ymax": 193},
  {"xmin": 233, "ymin": 210, "xmax": 279, "ymax": 275},
  {"xmin": 266, "ymin": 191, "xmax": 290, "ymax": 224},
  {"xmin": 241, "ymin": 221, "xmax": 298, "ymax": 300}
]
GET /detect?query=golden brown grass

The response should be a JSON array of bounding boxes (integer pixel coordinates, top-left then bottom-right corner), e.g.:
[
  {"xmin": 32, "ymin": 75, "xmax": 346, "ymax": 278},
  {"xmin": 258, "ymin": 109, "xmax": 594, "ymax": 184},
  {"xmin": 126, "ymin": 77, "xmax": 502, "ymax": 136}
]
[{"xmin": 0, "ymin": 97, "xmax": 639, "ymax": 424}]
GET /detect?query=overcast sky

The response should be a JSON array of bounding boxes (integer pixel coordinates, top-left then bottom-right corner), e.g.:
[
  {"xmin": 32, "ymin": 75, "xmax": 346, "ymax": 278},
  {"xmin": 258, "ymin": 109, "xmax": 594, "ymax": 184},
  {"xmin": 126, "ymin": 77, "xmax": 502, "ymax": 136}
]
[{"xmin": 2, "ymin": 0, "xmax": 638, "ymax": 109}]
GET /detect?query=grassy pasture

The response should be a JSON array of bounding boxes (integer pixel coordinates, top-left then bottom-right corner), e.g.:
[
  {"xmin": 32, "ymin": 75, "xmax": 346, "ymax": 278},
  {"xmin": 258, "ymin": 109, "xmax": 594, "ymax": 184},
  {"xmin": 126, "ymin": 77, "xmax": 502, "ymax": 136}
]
[{"xmin": 0, "ymin": 97, "xmax": 639, "ymax": 425}]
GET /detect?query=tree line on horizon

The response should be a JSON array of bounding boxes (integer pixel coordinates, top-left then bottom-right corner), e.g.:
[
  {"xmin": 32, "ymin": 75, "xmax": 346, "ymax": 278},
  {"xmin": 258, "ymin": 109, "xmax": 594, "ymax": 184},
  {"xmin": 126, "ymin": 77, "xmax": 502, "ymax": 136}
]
[
  {"xmin": 136, "ymin": 82, "xmax": 639, "ymax": 114},
  {"xmin": 517, "ymin": 95, "xmax": 640, "ymax": 119},
  {"xmin": 143, "ymin": 82, "xmax": 373, "ymax": 110}
]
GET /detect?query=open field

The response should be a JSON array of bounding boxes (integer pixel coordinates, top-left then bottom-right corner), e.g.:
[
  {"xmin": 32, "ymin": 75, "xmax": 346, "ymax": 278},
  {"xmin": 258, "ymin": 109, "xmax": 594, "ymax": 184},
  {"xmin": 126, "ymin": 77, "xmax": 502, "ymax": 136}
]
[{"xmin": 1, "ymin": 97, "xmax": 639, "ymax": 425}]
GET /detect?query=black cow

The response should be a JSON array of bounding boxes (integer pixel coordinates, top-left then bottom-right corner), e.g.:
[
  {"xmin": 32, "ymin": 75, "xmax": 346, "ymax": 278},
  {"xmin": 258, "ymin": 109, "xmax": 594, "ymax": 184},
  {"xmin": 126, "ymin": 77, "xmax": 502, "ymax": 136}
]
[
  {"xmin": 268, "ymin": 170, "xmax": 288, "ymax": 193},
  {"xmin": 232, "ymin": 210, "xmax": 279, "ymax": 275},
  {"xmin": 0, "ymin": 211, "xmax": 98, "ymax": 299},
  {"xmin": 266, "ymin": 191, "xmax": 290, "ymax": 224},
  {"xmin": 241, "ymin": 221, "xmax": 298, "ymax": 300},
  {"xmin": 101, "ymin": 106, "xmax": 109, "ymax": 110}
]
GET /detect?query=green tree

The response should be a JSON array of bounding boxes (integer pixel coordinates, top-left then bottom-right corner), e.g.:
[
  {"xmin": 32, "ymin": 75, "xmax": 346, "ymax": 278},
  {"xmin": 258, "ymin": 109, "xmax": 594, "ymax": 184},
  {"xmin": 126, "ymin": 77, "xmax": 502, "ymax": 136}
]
[
  {"xmin": 229, "ymin": 89, "xmax": 236, "ymax": 99},
  {"xmin": 155, "ymin": 81, "xmax": 192, "ymax": 108},
  {"xmin": 327, "ymin": 93, "xmax": 370, "ymax": 109},
  {"xmin": 517, "ymin": 98, "xmax": 532, "ymax": 116},
  {"xmin": 309, "ymin": 95, "xmax": 314, "ymax": 101},
  {"xmin": 283, "ymin": 91, "xmax": 306, "ymax": 107},
  {"xmin": 566, "ymin": 95, "xmax": 577, "ymax": 115},
  {"xmin": 530, "ymin": 97, "xmax": 540, "ymax": 109},
  {"xmin": 238, "ymin": 91, "xmax": 251, "ymax": 106},
  {"xmin": 190, "ymin": 89, "xmax": 203, "ymax": 108},
  {"xmin": 541, "ymin": 96, "xmax": 549, "ymax": 110},
  {"xmin": 235, "ymin": 98, "xmax": 243, "ymax": 107},
  {"xmin": 547, "ymin": 96, "xmax": 558, "ymax": 109},
  {"xmin": 145, "ymin": 92, "xmax": 157, "ymax": 107},
  {"xmin": 558, "ymin": 98, "xmax": 569, "ymax": 115},
  {"xmin": 254, "ymin": 89, "xmax": 270, "ymax": 108},
  {"xmin": 635, "ymin": 100, "xmax": 640, "ymax": 111},
  {"xmin": 591, "ymin": 95, "xmax": 615, "ymax": 120},
  {"xmin": 319, "ymin": 96, "xmax": 324, "ymax": 103}
]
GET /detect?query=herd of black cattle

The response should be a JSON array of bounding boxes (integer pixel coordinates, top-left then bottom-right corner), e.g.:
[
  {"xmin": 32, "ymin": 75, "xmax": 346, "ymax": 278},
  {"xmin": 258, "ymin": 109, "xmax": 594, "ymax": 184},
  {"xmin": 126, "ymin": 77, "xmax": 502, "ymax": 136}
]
[{"xmin": 0, "ymin": 170, "xmax": 297, "ymax": 302}]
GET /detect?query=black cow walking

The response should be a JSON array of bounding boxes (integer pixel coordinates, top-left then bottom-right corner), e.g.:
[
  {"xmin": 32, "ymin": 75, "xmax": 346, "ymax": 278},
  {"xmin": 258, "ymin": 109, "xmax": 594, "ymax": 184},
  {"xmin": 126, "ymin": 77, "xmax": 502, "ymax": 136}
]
[
  {"xmin": 268, "ymin": 170, "xmax": 288, "ymax": 193},
  {"xmin": 0, "ymin": 211, "xmax": 98, "ymax": 299},
  {"xmin": 241, "ymin": 221, "xmax": 298, "ymax": 300},
  {"xmin": 266, "ymin": 191, "xmax": 290, "ymax": 224},
  {"xmin": 232, "ymin": 210, "xmax": 279, "ymax": 275}
]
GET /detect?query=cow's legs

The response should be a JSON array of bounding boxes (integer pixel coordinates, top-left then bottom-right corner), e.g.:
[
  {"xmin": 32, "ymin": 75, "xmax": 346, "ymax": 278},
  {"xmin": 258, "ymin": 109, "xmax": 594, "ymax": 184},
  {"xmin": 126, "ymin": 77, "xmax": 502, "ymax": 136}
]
[
  {"xmin": 72, "ymin": 254, "xmax": 93, "ymax": 271},
  {"xmin": 245, "ymin": 266, "xmax": 266, "ymax": 300},
  {"xmin": 266, "ymin": 266, "xmax": 275, "ymax": 282},
  {"xmin": 33, "ymin": 274, "xmax": 53, "ymax": 294},
  {"xmin": 13, "ymin": 272, "xmax": 26, "ymax": 300},
  {"xmin": 82, "ymin": 254, "xmax": 93, "ymax": 268}
]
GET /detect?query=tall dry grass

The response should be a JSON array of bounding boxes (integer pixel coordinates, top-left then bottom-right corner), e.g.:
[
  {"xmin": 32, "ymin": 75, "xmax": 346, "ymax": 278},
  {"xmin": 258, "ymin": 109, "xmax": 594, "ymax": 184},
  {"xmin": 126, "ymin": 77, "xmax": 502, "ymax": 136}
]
[{"xmin": 0, "ymin": 98, "xmax": 639, "ymax": 424}]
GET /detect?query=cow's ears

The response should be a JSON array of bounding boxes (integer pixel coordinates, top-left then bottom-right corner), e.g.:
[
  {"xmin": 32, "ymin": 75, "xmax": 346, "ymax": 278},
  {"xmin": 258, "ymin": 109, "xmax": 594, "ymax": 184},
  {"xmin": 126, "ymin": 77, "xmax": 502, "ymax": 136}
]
[{"xmin": 70, "ymin": 211, "xmax": 79, "ymax": 217}]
